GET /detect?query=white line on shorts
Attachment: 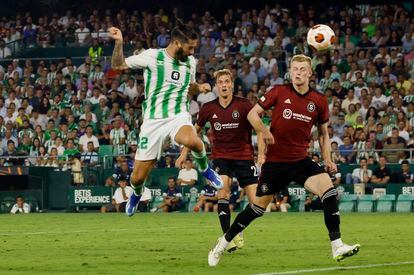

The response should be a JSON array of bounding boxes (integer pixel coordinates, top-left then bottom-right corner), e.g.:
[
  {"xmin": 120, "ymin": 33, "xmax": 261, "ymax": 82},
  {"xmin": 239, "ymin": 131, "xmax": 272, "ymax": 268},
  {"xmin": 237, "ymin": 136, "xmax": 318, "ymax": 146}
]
[{"xmin": 255, "ymin": 261, "xmax": 414, "ymax": 275}]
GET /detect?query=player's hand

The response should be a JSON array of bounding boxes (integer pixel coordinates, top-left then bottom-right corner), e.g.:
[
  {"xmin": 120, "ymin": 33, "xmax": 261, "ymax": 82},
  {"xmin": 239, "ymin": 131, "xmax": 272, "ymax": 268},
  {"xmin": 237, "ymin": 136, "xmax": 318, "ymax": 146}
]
[
  {"xmin": 175, "ymin": 154, "xmax": 186, "ymax": 168},
  {"xmin": 324, "ymin": 160, "xmax": 337, "ymax": 174},
  {"xmin": 108, "ymin": 27, "xmax": 123, "ymax": 42},
  {"xmin": 198, "ymin": 83, "xmax": 211, "ymax": 93},
  {"xmin": 261, "ymin": 129, "xmax": 275, "ymax": 145},
  {"xmin": 258, "ymin": 153, "xmax": 266, "ymax": 166}
]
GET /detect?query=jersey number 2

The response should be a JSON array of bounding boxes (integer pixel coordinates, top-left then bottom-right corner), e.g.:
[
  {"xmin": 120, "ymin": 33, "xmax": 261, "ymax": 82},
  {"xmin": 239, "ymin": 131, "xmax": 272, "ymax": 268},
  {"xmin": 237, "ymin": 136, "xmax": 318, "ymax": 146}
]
[
  {"xmin": 251, "ymin": 166, "xmax": 258, "ymax": 176},
  {"xmin": 139, "ymin": 137, "xmax": 148, "ymax": 150}
]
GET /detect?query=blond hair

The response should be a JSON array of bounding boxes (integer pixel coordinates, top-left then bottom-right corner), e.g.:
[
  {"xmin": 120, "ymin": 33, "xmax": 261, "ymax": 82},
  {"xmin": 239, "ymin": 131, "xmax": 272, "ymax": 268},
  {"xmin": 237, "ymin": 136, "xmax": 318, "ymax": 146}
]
[
  {"xmin": 214, "ymin": 69, "xmax": 233, "ymax": 82},
  {"xmin": 290, "ymin": 54, "xmax": 312, "ymax": 67}
]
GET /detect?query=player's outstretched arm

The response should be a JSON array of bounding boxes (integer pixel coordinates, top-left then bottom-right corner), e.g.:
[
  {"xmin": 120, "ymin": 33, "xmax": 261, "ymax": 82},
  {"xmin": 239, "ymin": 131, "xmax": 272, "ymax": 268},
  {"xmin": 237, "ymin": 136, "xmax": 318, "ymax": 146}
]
[
  {"xmin": 108, "ymin": 27, "xmax": 129, "ymax": 70},
  {"xmin": 247, "ymin": 104, "xmax": 274, "ymax": 145},
  {"xmin": 189, "ymin": 83, "xmax": 211, "ymax": 95},
  {"xmin": 318, "ymin": 122, "xmax": 337, "ymax": 174}
]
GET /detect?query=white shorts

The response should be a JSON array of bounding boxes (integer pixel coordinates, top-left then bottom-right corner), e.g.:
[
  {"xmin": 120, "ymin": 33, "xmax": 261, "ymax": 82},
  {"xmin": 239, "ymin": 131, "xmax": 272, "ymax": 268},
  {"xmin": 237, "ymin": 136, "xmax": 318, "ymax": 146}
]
[{"xmin": 135, "ymin": 112, "xmax": 193, "ymax": 161}]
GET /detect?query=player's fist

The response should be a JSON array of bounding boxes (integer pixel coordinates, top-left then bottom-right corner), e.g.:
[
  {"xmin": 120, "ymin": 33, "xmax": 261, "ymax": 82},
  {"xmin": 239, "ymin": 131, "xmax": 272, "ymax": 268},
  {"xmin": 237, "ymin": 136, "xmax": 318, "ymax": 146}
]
[
  {"xmin": 198, "ymin": 83, "xmax": 211, "ymax": 93},
  {"xmin": 108, "ymin": 27, "xmax": 123, "ymax": 42},
  {"xmin": 324, "ymin": 160, "xmax": 337, "ymax": 174},
  {"xmin": 261, "ymin": 129, "xmax": 275, "ymax": 145},
  {"xmin": 175, "ymin": 154, "xmax": 186, "ymax": 169}
]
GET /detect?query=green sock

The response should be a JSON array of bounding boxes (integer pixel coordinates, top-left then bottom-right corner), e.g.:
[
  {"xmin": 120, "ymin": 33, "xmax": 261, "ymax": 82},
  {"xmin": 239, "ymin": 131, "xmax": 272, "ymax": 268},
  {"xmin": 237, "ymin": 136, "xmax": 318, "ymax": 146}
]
[{"xmin": 192, "ymin": 146, "xmax": 208, "ymax": 172}]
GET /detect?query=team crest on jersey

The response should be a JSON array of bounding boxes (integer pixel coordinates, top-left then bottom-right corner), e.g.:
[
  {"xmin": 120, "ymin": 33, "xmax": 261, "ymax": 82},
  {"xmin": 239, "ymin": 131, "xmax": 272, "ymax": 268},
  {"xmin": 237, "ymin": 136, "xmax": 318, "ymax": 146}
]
[
  {"xmin": 261, "ymin": 183, "xmax": 269, "ymax": 193},
  {"xmin": 282, "ymin": 109, "xmax": 292, "ymax": 119},
  {"xmin": 307, "ymin": 102, "xmax": 315, "ymax": 112},
  {"xmin": 232, "ymin": 110, "xmax": 240, "ymax": 120},
  {"xmin": 171, "ymin": 71, "xmax": 180, "ymax": 80},
  {"xmin": 214, "ymin": 122, "xmax": 222, "ymax": 131}
]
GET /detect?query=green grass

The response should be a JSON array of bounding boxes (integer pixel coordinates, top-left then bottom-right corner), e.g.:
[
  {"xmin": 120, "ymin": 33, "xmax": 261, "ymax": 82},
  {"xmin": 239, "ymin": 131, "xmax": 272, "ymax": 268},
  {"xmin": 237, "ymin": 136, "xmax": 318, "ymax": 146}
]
[{"xmin": 0, "ymin": 213, "xmax": 414, "ymax": 274}]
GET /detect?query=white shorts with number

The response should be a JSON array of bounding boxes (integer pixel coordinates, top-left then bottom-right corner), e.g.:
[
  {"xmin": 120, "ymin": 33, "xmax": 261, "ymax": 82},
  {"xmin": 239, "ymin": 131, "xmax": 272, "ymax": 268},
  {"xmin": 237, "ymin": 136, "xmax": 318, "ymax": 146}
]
[{"xmin": 135, "ymin": 112, "xmax": 193, "ymax": 161}]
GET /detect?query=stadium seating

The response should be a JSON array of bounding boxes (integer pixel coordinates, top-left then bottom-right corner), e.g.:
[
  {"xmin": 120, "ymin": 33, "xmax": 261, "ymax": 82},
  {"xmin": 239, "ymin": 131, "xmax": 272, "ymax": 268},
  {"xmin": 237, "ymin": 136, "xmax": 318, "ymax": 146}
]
[
  {"xmin": 376, "ymin": 195, "xmax": 396, "ymax": 213},
  {"xmin": 298, "ymin": 194, "xmax": 307, "ymax": 212},
  {"xmin": 187, "ymin": 193, "xmax": 198, "ymax": 212},
  {"xmin": 357, "ymin": 195, "xmax": 375, "ymax": 213},
  {"xmin": 339, "ymin": 194, "xmax": 358, "ymax": 212},
  {"xmin": 24, "ymin": 196, "xmax": 39, "ymax": 212},
  {"xmin": 98, "ymin": 145, "xmax": 114, "ymax": 168},
  {"xmin": 395, "ymin": 194, "xmax": 414, "ymax": 213}
]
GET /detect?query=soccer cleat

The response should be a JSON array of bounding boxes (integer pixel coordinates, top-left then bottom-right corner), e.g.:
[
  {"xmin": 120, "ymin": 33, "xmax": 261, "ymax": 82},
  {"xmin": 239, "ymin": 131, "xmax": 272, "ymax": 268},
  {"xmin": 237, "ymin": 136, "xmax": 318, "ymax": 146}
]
[
  {"xmin": 227, "ymin": 234, "xmax": 244, "ymax": 253},
  {"xmin": 202, "ymin": 167, "xmax": 224, "ymax": 190},
  {"xmin": 150, "ymin": 207, "xmax": 158, "ymax": 213},
  {"xmin": 125, "ymin": 192, "xmax": 141, "ymax": 217},
  {"xmin": 208, "ymin": 236, "xmax": 228, "ymax": 267},
  {"xmin": 333, "ymin": 243, "xmax": 360, "ymax": 262}
]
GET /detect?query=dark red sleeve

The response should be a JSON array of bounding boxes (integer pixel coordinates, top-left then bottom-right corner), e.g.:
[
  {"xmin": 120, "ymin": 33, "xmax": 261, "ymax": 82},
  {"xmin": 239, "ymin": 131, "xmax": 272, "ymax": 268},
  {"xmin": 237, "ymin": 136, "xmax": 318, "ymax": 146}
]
[
  {"xmin": 257, "ymin": 87, "xmax": 278, "ymax": 110},
  {"xmin": 196, "ymin": 105, "xmax": 209, "ymax": 127},
  {"xmin": 317, "ymin": 96, "xmax": 330, "ymax": 125}
]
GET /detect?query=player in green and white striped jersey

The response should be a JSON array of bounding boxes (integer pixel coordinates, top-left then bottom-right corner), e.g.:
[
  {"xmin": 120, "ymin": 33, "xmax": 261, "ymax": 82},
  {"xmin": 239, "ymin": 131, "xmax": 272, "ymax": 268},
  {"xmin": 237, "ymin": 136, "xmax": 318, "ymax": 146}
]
[{"xmin": 109, "ymin": 21, "xmax": 223, "ymax": 216}]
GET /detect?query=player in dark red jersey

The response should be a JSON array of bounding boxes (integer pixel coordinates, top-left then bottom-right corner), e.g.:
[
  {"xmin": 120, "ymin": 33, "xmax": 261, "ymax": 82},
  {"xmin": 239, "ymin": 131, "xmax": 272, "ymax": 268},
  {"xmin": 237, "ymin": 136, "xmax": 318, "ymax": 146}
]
[
  {"xmin": 177, "ymin": 69, "xmax": 264, "ymax": 252},
  {"xmin": 208, "ymin": 55, "xmax": 360, "ymax": 266}
]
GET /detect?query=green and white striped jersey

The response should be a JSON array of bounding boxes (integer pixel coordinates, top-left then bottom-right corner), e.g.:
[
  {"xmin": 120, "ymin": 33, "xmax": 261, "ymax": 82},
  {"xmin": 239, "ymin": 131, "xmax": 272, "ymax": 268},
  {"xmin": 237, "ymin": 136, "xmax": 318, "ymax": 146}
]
[{"xmin": 125, "ymin": 48, "xmax": 196, "ymax": 120}]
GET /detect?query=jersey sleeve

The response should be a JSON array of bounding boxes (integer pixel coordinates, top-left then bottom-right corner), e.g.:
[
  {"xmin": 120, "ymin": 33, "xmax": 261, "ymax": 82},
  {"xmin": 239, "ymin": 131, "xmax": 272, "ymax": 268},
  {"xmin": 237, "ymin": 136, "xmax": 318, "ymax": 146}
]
[
  {"xmin": 257, "ymin": 87, "xmax": 279, "ymax": 110},
  {"xmin": 189, "ymin": 57, "xmax": 197, "ymax": 84},
  {"xmin": 317, "ymin": 96, "xmax": 330, "ymax": 125},
  {"xmin": 196, "ymin": 104, "xmax": 209, "ymax": 128},
  {"xmin": 124, "ymin": 49, "xmax": 153, "ymax": 69}
]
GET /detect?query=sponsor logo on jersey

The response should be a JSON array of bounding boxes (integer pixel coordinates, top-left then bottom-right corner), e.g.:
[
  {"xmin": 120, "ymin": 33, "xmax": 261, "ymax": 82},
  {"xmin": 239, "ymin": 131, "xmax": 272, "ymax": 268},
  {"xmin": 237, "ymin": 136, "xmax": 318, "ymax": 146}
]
[
  {"xmin": 212, "ymin": 114, "xmax": 218, "ymax": 118},
  {"xmin": 232, "ymin": 110, "xmax": 240, "ymax": 119},
  {"xmin": 214, "ymin": 122, "xmax": 222, "ymax": 131},
  {"xmin": 171, "ymin": 70, "xmax": 180, "ymax": 80},
  {"xmin": 284, "ymin": 98, "xmax": 292, "ymax": 104},
  {"xmin": 260, "ymin": 96, "xmax": 266, "ymax": 102},
  {"xmin": 307, "ymin": 101, "xmax": 315, "ymax": 112},
  {"xmin": 282, "ymin": 108, "xmax": 311, "ymax": 122},
  {"xmin": 282, "ymin": 109, "xmax": 293, "ymax": 119}
]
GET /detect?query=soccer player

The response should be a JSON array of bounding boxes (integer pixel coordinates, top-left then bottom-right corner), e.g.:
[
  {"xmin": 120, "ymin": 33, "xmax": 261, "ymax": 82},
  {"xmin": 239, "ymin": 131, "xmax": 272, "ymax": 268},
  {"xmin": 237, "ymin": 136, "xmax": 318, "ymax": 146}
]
[
  {"xmin": 108, "ymin": 21, "xmax": 224, "ymax": 217},
  {"xmin": 177, "ymin": 69, "xmax": 263, "ymax": 251},
  {"xmin": 208, "ymin": 55, "xmax": 360, "ymax": 266}
]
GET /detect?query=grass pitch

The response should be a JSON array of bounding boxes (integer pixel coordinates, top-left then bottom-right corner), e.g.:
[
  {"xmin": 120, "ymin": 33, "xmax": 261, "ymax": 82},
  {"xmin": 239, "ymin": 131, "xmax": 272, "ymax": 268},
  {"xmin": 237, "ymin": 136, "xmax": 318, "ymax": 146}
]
[{"xmin": 0, "ymin": 212, "xmax": 413, "ymax": 274}]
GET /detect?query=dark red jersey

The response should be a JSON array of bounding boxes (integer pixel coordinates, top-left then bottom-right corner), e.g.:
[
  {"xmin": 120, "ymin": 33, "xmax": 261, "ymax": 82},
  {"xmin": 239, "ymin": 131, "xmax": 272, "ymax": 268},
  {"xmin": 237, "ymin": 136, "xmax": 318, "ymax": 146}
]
[
  {"xmin": 258, "ymin": 84, "xmax": 330, "ymax": 162},
  {"xmin": 197, "ymin": 96, "xmax": 254, "ymax": 160}
]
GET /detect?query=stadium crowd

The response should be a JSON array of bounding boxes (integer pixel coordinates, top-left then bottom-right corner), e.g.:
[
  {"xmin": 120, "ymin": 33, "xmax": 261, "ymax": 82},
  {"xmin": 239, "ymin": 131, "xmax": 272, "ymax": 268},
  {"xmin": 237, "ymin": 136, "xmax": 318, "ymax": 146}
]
[{"xmin": 0, "ymin": 3, "xmax": 414, "ymax": 181}]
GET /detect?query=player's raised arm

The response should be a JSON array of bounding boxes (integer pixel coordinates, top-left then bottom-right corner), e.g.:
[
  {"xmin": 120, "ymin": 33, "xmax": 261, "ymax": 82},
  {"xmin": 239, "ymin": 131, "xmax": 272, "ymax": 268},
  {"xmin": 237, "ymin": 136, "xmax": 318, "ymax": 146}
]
[
  {"xmin": 318, "ymin": 122, "xmax": 337, "ymax": 174},
  {"xmin": 247, "ymin": 104, "xmax": 274, "ymax": 145},
  {"xmin": 108, "ymin": 27, "xmax": 129, "ymax": 70}
]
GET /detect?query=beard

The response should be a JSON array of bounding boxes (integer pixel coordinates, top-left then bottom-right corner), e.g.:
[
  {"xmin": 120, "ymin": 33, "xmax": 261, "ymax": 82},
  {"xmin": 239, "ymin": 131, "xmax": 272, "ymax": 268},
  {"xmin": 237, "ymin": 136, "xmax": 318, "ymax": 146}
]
[{"xmin": 175, "ymin": 47, "xmax": 188, "ymax": 62}]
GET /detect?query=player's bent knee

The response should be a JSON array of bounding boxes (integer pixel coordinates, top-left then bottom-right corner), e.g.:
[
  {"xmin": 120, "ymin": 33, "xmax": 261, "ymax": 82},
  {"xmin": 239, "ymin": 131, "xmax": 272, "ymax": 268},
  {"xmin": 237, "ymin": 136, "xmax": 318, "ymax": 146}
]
[{"xmin": 305, "ymin": 173, "xmax": 334, "ymax": 198}]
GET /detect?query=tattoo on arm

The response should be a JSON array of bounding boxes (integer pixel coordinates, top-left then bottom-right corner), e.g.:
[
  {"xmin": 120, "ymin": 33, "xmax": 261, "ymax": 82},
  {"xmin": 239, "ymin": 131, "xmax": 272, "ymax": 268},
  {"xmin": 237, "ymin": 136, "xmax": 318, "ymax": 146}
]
[{"xmin": 111, "ymin": 42, "xmax": 128, "ymax": 70}]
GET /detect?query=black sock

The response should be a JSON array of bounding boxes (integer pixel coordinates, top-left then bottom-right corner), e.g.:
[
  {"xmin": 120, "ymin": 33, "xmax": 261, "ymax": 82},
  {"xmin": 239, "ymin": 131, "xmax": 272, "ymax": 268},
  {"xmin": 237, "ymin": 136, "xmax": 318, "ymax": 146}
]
[
  {"xmin": 224, "ymin": 203, "xmax": 265, "ymax": 242},
  {"xmin": 217, "ymin": 199, "xmax": 231, "ymax": 233},
  {"xmin": 321, "ymin": 187, "xmax": 341, "ymax": 241}
]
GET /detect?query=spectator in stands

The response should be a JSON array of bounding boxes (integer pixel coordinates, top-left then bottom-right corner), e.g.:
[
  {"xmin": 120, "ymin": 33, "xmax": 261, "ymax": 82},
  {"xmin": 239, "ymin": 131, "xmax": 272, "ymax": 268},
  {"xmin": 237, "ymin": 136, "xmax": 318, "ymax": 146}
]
[
  {"xmin": 383, "ymin": 128, "xmax": 406, "ymax": 163},
  {"xmin": 0, "ymin": 39, "xmax": 12, "ymax": 58},
  {"xmin": 339, "ymin": 136, "xmax": 355, "ymax": 163},
  {"xmin": 193, "ymin": 185, "xmax": 218, "ymax": 212},
  {"xmin": 101, "ymin": 177, "xmax": 134, "ymax": 213},
  {"xmin": 1, "ymin": 140, "xmax": 19, "ymax": 166},
  {"xmin": 346, "ymin": 157, "xmax": 372, "ymax": 184},
  {"xmin": 177, "ymin": 159, "xmax": 198, "ymax": 186},
  {"xmin": 105, "ymin": 161, "xmax": 131, "ymax": 187},
  {"xmin": 10, "ymin": 196, "xmax": 31, "ymax": 214},
  {"xmin": 371, "ymin": 156, "xmax": 391, "ymax": 185},
  {"xmin": 109, "ymin": 118, "xmax": 125, "ymax": 145},
  {"xmin": 266, "ymin": 188, "xmax": 290, "ymax": 212},
  {"xmin": 81, "ymin": 141, "xmax": 99, "ymax": 166},
  {"xmin": 79, "ymin": 125, "xmax": 99, "ymax": 152},
  {"xmin": 392, "ymin": 160, "xmax": 414, "ymax": 184},
  {"xmin": 151, "ymin": 177, "xmax": 182, "ymax": 213}
]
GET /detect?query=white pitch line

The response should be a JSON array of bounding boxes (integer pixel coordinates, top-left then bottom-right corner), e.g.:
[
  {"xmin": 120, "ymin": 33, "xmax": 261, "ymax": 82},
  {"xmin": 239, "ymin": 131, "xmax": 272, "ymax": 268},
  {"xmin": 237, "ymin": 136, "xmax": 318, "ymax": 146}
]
[
  {"xmin": 255, "ymin": 261, "xmax": 414, "ymax": 275},
  {"xmin": 0, "ymin": 225, "xmax": 218, "ymax": 236},
  {"xmin": 0, "ymin": 228, "xmax": 129, "ymax": 236}
]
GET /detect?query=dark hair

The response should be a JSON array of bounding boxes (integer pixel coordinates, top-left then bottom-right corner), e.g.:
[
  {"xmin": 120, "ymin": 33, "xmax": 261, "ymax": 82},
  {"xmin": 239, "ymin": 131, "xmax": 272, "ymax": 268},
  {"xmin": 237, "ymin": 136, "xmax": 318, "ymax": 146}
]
[
  {"xmin": 168, "ymin": 176, "xmax": 175, "ymax": 181},
  {"xmin": 359, "ymin": 157, "xmax": 367, "ymax": 162},
  {"xmin": 402, "ymin": 160, "xmax": 409, "ymax": 165},
  {"xmin": 170, "ymin": 19, "xmax": 198, "ymax": 43}
]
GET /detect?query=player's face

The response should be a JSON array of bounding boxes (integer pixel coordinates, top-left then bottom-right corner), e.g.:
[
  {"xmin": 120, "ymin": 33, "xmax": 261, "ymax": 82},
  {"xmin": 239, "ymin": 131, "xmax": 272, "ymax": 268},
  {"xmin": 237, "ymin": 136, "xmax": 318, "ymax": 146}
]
[
  {"xmin": 216, "ymin": 74, "xmax": 233, "ymax": 99},
  {"xmin": 290, "ymin": 61, "xmax": 312, "ymax": 87},
  {"xmin": 175, "ymin": 39, "xmax": 198, "ymax": 62}
]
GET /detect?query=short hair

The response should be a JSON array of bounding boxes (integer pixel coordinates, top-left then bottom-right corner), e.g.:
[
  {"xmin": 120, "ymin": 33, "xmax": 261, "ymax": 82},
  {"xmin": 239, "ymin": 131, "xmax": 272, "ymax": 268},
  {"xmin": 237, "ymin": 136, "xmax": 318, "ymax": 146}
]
[
  {"xmin": 214, "ymin": 69, "xmax": 233, "ymax": 82},
  {"xmin": 359, "ymin": 157, "xmax": 367, "ymax": 162},
  {"xmin": 402, "ymin": 160, "xmax": 410, "ymax": 165},
  {"xmin": 170, "ymin": 19, "xmax": 198, "ymax": 43},
  {"xmin": 168, "ymin": 176, "xmax": 175, "ymax": 182},
  {"xmin": 290, "ymin": 54, "xmax": 312, "ymax": 67}
]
